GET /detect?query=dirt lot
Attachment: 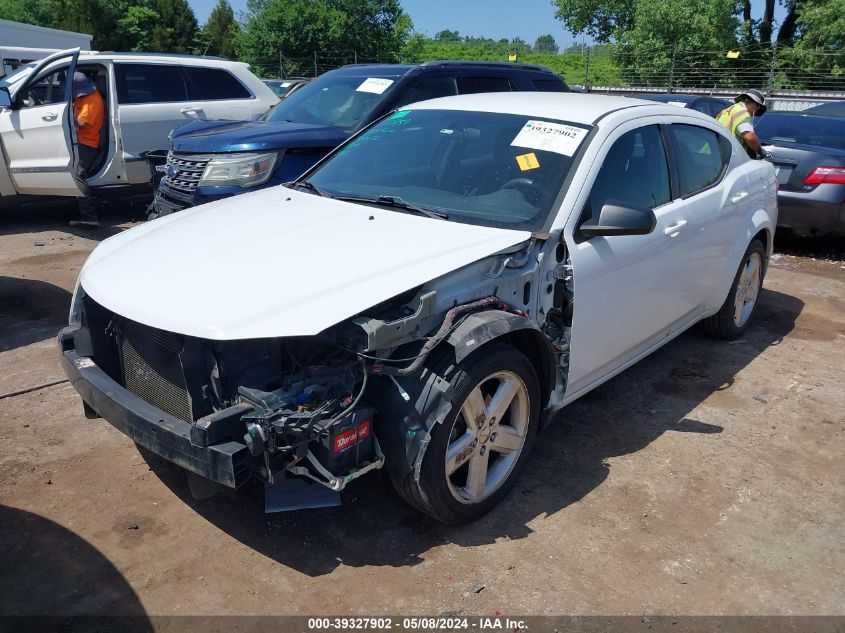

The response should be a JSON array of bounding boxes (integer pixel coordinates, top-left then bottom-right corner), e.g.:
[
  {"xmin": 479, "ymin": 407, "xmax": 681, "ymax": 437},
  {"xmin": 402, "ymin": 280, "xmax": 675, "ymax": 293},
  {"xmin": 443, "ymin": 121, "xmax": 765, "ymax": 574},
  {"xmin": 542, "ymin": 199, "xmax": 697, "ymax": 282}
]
[{"xmin": 1, "ymin": 203, "xmax": 844, "ymax": 621}]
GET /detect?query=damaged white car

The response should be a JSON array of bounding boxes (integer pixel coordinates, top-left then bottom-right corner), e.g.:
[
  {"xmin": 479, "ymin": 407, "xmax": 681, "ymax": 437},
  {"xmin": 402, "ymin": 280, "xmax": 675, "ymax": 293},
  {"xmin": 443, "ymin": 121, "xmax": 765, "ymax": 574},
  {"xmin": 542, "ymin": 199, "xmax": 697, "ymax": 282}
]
[{"xmin": 59, "ymin": 93, "xmax": 777, "ymax": 524}]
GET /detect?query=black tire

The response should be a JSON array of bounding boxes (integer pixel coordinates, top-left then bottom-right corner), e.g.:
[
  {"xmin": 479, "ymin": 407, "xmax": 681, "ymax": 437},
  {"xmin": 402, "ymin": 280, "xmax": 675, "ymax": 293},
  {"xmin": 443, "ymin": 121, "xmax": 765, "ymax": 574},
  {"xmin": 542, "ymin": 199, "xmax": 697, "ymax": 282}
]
[
  {"xmin": 391, "ymin": 343, "xmax": 540, "ymax": 525},
  {"xmin": 700, "ymin": 239, "xmax": 766, "ymax": 340}
]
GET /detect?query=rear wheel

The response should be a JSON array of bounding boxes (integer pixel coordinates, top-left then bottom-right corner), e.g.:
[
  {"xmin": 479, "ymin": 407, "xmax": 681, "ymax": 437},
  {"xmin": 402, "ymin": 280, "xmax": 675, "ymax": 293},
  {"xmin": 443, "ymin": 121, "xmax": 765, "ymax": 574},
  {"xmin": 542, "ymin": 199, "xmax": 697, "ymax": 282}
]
[
  {"xmin": 392, "ymin": 344, "xmax": 540, "ymax": 524},
  {"xmin": 700, "ymin": 239, "xmax": 766, "ymax": 339}
]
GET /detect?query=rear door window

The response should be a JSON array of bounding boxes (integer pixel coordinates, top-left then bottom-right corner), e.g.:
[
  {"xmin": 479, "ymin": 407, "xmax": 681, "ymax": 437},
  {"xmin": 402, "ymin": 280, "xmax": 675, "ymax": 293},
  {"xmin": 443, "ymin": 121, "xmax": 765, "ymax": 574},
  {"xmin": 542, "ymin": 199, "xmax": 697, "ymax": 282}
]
[
  {"xmin": 115, "ymin": 64, "xmax": 187, "ymax": 104},
  {"xmin": 184, "ymin": 67, "xmax": 252, "ymax": 100},
  {"xmin": 533, "ymin": 78, "xmax": 567, "ymax": 92},
  {"xmin": 461, "ymin": 75, "xmax": 513, "ymax": 94},
  {"xmin": 690, "ymin": 100, "xmax": 711, "ymax": 115},
  {"xmin": 394, "ymin": 76, "xmax": 458, "ymax": 108},
  {"xmin": 670, "ymin": 124, "xmax": 730, "ymax": 196}
]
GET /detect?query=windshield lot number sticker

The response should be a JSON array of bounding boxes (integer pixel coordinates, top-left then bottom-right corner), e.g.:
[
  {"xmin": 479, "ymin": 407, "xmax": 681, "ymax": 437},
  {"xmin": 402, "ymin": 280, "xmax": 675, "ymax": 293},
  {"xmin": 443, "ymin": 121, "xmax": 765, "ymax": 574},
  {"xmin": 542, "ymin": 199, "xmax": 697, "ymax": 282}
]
[
  {"xmin": 515, "ymin": 152, "xmax": 540, "ymax": 171},
  {"xmin": 356, "ymin": 78, "xmax": 394, "ymax": 94},
  {"xmin": 511, "ymin": 120, "xmax": 587, "ymax": 156}
]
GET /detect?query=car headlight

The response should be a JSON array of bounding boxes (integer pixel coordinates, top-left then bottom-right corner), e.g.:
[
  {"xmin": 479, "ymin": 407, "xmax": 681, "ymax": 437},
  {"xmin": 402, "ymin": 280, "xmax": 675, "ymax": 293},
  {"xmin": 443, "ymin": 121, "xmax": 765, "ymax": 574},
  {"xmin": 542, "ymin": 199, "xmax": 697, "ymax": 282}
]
[
  {"xmin": 69, "ymin": 278, "xmax": 85, "ymax": 326},
  {"xmin": 198, "ymin": 151, "xmax": 279, "ymax": 187}
]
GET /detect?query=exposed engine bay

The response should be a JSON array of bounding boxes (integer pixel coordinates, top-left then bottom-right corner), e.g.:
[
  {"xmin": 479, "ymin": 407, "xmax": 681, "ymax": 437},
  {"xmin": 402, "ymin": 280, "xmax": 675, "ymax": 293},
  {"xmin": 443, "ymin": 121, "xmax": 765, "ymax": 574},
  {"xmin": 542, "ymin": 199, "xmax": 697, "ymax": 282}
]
[{"xmin": 71, "ymin": 237, "xmax": 573, "ymax": 510}]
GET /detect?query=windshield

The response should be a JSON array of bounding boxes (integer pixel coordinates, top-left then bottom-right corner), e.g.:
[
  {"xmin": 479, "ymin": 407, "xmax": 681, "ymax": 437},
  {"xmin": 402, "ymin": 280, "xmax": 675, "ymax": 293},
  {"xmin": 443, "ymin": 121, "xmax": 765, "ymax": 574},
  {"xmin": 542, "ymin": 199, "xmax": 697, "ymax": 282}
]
[
  {"xmin": 266, "ymin": 80, "xmax": 300, "ymax": 97},
  {"xmin": 757, "ymin": 114, "xmax": 845, "ymax": 150},
  {"xmin": 262, "ymin": 73, "xmax": 401, "ymax": 131},
  {"xmin": 0, "ymin": 63, "xmax": 35, "ymax": 91},
  {"xmin": 305, "ymin": 109, "xmax": 590, "ymax": 231}
]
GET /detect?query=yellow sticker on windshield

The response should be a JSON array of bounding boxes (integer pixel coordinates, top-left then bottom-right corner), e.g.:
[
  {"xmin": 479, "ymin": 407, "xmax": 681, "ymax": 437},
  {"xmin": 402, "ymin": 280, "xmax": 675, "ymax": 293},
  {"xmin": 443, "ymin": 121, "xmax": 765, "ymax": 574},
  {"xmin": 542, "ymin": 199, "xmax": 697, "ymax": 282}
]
[{"xmin": 516, "ymin": 152, "xmax": 540, "ymax": 171}]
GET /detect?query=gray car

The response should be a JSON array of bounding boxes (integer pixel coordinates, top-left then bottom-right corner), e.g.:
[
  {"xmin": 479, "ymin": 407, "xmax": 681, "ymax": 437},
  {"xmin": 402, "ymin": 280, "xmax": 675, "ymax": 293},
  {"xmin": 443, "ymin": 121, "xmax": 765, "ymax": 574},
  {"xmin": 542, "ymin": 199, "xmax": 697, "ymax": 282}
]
[{"xmin": 756, "ymin": 112, "xmax": 845, "ymax": 237}]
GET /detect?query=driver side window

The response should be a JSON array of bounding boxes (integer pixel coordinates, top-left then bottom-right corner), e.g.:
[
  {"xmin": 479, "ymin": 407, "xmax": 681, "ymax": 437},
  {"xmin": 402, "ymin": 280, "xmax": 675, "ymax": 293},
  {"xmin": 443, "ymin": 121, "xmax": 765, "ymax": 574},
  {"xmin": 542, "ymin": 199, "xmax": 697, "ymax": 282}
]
[
  {"xmin": 587, "ymin": 125, "xmax": 670, "ymax": 220},
  {"xmin": 19, "ymin": 67, "xmax": 68, "ymax": 109}
]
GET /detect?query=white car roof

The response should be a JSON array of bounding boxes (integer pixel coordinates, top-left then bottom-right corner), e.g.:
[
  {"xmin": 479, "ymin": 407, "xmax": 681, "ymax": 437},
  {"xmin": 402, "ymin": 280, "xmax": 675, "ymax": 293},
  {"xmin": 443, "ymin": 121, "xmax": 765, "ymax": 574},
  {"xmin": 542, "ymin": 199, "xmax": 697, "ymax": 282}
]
[{"xmin": 404, "ymin": 92, "xmax": 663, "ymax": 126}]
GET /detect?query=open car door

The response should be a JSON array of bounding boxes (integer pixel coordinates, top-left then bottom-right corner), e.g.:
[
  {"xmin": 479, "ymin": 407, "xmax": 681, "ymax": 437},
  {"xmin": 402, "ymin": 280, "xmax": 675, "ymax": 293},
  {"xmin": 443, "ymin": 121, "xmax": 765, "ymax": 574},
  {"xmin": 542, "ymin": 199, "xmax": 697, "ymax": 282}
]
[{"xmin": 0, "ymin": 48, "xmax": 84, "ymax": 196}]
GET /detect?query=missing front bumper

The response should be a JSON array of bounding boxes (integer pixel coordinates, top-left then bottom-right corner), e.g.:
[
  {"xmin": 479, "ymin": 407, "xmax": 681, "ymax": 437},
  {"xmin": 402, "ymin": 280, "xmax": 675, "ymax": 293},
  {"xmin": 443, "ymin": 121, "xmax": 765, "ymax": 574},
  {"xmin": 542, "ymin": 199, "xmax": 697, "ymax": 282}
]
[{"xmin": 58, "ymin": 326, "xmax": 252, "ymax": 488}]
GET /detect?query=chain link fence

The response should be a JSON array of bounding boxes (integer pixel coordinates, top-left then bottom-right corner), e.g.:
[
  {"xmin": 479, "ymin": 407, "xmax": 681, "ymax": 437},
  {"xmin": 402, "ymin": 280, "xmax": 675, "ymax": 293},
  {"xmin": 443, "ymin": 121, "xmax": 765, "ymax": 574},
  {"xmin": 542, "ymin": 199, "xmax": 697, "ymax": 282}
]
[
  {"xmin": 587, "ymin": 44, "xmax": 845, "ymax": 93},
  {"xmin": 246, "ymin": 45, "xmax": 845, "ymax": 101}
]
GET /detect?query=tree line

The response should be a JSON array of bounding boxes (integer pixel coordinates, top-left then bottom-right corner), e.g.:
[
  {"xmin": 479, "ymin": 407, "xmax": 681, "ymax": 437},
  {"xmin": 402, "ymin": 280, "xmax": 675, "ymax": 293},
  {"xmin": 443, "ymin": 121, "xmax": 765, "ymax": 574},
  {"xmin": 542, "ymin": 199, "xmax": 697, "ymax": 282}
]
[{"xmin": 1, "ymin": 0, "xmax": 841, "ymax": 88}]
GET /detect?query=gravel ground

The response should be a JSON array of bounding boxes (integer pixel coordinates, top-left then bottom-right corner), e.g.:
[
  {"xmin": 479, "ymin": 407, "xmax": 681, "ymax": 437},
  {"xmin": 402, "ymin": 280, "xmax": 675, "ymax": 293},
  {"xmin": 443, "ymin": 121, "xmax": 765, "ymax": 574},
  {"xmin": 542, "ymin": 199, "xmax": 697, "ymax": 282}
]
[{"xmin": 1, "ymin": 204, "xmax": 843, "ymax": 623}]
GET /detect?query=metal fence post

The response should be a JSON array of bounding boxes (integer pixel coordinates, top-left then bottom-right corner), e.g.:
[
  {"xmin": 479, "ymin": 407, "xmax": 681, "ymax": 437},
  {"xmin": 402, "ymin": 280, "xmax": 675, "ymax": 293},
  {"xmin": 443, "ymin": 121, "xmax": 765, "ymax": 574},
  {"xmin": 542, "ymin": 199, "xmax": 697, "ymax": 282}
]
[
  {"xmin": 279, "ymin": 51, "xmax": 283, "ymax": 78},
  {"xmin": 767, "ymin": 42, "xmax": 778, "ymax": 91},
  {"xmin": 584, "ymin": 45, "xmax": 590, "ymax": 88},
  {"xmin": 313, "ymin": 51, "xmax": 318, "ymax": 77},
  {"xmin": 668, "ymin": 46, "xmax": 677, "ymax": 91}
]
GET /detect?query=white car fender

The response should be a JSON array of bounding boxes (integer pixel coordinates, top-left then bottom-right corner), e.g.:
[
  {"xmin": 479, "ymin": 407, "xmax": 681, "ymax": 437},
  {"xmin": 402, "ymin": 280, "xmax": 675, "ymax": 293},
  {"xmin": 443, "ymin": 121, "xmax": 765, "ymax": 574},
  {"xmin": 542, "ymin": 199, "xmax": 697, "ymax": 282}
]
[
  {"xmin": 707, "ymin": 197, "xmax": 777, "ymax": 316},
  {"xmin": 0, "ymin": 147, "xmax": 16, "ymax": 197}
]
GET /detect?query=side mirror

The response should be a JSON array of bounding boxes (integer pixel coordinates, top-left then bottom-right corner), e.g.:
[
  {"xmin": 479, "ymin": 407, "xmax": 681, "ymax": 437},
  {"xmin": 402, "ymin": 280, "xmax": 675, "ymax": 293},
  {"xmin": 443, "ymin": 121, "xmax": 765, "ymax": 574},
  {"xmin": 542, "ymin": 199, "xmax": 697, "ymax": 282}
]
[
  {"xmin": 579, "ymin": 200, "xmax": 656, "ymax": 238},
  {"xmin": 0, "ymin": 87, "xmax": 11, "ymax": 109}
]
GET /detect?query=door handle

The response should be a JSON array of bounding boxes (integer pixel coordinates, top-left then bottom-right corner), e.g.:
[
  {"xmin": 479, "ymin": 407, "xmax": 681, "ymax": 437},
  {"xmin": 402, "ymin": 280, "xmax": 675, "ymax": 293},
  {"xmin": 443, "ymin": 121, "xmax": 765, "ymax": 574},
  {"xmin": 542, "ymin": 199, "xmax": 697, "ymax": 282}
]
[
  {"xmin": 180, "ymin": 107, "xmax": 202, "ymax": 118},
  {"xmin": 664, "ymin": 219, "xmax": 687, "ymax": 237},
  {"xmin": 41, "ymin": 111, "xmax": 57, "ymax": 121},
  {"xmin": 731, "ymin": 191, "xmax": 749, "ymax": 203}
]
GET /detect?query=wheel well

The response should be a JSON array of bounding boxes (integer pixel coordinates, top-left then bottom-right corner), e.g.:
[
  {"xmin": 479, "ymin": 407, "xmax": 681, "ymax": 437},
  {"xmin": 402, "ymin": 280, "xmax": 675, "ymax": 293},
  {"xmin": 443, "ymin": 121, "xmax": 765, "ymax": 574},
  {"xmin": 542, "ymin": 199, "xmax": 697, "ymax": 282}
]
[
  {"xmin": 499, "ymin": 329, "xmax": 555, "ymax": 408},
  {"xmin": 753, "ymin": 227, "xmax": 771, "ymax": 257}
]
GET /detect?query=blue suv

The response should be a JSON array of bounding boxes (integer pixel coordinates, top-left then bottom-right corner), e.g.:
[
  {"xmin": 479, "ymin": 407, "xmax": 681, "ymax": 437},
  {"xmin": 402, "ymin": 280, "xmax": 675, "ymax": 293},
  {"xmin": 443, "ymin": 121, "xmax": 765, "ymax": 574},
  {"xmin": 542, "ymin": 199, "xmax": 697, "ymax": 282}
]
[{"xmin": 151, "ymin": 61, "xmax": 568, "ymax": 217}]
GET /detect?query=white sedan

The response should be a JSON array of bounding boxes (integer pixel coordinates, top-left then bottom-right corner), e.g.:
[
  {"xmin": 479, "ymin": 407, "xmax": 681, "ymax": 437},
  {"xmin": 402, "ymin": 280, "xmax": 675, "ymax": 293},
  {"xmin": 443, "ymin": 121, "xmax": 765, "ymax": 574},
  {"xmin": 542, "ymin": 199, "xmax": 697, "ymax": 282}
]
[{"xmin": 59, "ymin": 93, "xmax": 777, "ymax": 524}]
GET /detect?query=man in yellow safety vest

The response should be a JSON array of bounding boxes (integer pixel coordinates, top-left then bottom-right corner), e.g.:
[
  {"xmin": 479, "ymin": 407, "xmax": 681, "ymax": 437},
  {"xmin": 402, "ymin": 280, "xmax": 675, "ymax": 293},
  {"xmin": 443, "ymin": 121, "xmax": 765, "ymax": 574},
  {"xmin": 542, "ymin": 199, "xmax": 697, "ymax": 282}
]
[{"xmin": 716, "ymin": 89, "xmax": 770, "ymax": 159}]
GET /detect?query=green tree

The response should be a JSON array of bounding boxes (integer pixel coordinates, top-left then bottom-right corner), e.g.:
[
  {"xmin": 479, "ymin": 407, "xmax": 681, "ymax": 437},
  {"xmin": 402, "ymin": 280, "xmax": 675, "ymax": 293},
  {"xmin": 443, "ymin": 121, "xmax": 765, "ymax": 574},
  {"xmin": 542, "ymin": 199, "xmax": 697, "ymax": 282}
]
[
  {"xmin": 237, "ymin": 0, "xmax": 410, "ymax": 75},
  {"xmin": 149, "ymin": 0, "xmax": 198, "ymax": 53},
  {"xmin": 434, "ymin": 29, "xmax": 461, "ymax": 42},
  {"xmin": 534, "ymin": 34, "xmax": 559, "ymax": 54},
  {"xmin": 198, "ymin": 0, "xmax": 240, "ymax": 57},
  {"xmin": 117, "ymin": 4, "xmax": 159, "ymax": 51},
  {"xmin": 48, "ymin": 0, "xmax": 147, "ymax": 50},
  {"xmin": 779, "ymin": 0, "xmax": 845, "ymax": 85},
  {"xmin": 551, "ymin": 0, "xmax": 635, "ymax": 42},
  {"xmin": 617, "ymin": 0, "xmax": 741, "ymax": 85},
  {"xmin": 551, "ymin": 0, "xmax": 800, "ymax": 45},
  {"xmin": 0, "ymin": 0, "xmax": 56, "ymax": 29},
  {"xmin": 0, "ymin": 0, "xmax": 196, "ymax": 52}
]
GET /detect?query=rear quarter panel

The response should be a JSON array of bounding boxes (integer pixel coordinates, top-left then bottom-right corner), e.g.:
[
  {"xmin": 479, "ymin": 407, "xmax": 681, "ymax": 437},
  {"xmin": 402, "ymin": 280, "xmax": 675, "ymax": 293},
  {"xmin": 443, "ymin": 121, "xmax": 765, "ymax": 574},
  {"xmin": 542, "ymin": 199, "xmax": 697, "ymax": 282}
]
[{"xmin": 705, "ymin": 157, "xmax": 777, "ymax": 315}]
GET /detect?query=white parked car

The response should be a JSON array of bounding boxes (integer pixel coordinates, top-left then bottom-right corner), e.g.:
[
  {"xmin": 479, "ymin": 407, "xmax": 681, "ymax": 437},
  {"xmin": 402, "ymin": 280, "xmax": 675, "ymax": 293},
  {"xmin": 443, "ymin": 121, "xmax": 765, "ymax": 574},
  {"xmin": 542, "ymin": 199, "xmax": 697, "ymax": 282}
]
[
  {"xmin": 59, "ymin": 93, "xmax": 777, "ymax": 524},
  {"xmin": 0, "ymin": 48, "xmax": 278, "ymax": 209}
]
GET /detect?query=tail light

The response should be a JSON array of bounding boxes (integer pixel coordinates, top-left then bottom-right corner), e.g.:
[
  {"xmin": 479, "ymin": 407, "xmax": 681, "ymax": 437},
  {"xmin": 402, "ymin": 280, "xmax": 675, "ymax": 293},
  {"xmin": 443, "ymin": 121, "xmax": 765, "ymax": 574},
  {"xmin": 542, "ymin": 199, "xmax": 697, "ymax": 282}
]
[{"xmin": 803, "ymin": 166, "xmax": 845, "ymax": 185}]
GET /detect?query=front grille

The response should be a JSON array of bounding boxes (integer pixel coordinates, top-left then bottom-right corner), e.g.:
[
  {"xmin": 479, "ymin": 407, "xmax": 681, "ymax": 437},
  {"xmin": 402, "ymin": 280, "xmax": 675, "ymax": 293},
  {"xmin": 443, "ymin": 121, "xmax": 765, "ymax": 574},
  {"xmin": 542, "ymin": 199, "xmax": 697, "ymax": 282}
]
[
  {"xmin": 118, "ymin": 320, "xmax": 193, "ymax": 423},
  {"xmin": 162, "ymin": 151, "xmax": 213, "ymax": 193}
]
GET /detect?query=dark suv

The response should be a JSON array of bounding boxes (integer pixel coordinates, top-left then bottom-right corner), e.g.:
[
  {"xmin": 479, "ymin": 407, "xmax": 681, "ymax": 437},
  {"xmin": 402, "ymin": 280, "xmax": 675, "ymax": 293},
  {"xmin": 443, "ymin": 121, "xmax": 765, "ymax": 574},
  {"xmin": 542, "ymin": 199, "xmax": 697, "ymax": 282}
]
[
  {"xmin": 151, "ymin": 61, "xmax": 569, "ymax": 217},
  {"xmin": 634, "ymin": 93, "xmax": 731, "ymax": 118}
]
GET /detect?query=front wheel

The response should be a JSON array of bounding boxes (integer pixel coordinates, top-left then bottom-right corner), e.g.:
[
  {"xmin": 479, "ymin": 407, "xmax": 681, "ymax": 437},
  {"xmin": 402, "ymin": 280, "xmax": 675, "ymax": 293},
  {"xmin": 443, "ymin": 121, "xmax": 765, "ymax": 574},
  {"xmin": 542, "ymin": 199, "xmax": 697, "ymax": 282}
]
[
  {"xmin": 700, "ymin": 239, "xmax": 766, "ymax": 339},
  {"xmin": 391, "ymin": 344, "xmax": 540, "ymax": 524}
]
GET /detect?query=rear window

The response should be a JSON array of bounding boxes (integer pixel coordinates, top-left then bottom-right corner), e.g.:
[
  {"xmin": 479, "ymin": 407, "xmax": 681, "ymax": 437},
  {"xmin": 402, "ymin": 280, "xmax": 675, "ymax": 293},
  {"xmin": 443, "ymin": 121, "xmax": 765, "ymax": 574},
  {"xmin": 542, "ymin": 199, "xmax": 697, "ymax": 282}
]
[
  {"xmin": 184, "ymin": 67, "xmax": 251, "ymax": 100},
  {"xmin": 115, "ymin": 63, "xmax": 187, "ymax": 104},
  {"xmin": 533, "ymin": 78, "xmax": 567, "ymax": 92},
  {"xmin": 462, "ymin": 76, "xmax": 513, "ymax": 94},
  {"xmin": 756, "ymin": 114, "xmax": 845, "ymax": 150},
  {"xmin": 3, "ymin": 58, "xmax": 20, "ymax": 76}
]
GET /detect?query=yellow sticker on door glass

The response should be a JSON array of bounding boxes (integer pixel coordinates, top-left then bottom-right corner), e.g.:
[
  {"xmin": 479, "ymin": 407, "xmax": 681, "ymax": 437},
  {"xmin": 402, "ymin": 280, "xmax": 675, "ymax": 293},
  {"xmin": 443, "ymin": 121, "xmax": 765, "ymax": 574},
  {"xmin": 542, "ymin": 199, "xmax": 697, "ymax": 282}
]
[{"xmin": 516, "ymin": 152, "xmax": 540, "ymax": 171}]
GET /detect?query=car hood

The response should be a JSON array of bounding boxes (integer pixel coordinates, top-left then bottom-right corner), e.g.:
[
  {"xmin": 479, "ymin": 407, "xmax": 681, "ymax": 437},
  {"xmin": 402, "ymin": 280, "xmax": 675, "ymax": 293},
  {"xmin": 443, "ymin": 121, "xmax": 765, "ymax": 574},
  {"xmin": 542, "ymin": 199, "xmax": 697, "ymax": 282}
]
[
  {"xmin": 80, "ymin": 188, "xmax": 531, "ymax": 340},
  {"xmin": 171, "ymin": 119, "xmax": 349, "ymax": 153}
]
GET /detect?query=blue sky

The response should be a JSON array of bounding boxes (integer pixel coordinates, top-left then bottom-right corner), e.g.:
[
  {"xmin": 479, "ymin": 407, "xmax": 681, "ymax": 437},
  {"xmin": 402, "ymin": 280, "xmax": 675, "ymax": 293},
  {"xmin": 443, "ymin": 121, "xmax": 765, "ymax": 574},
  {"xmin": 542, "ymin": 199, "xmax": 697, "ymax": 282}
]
[{"xmin": 188, "ymin": 0, "xmax": 787, "ymax": 49}]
